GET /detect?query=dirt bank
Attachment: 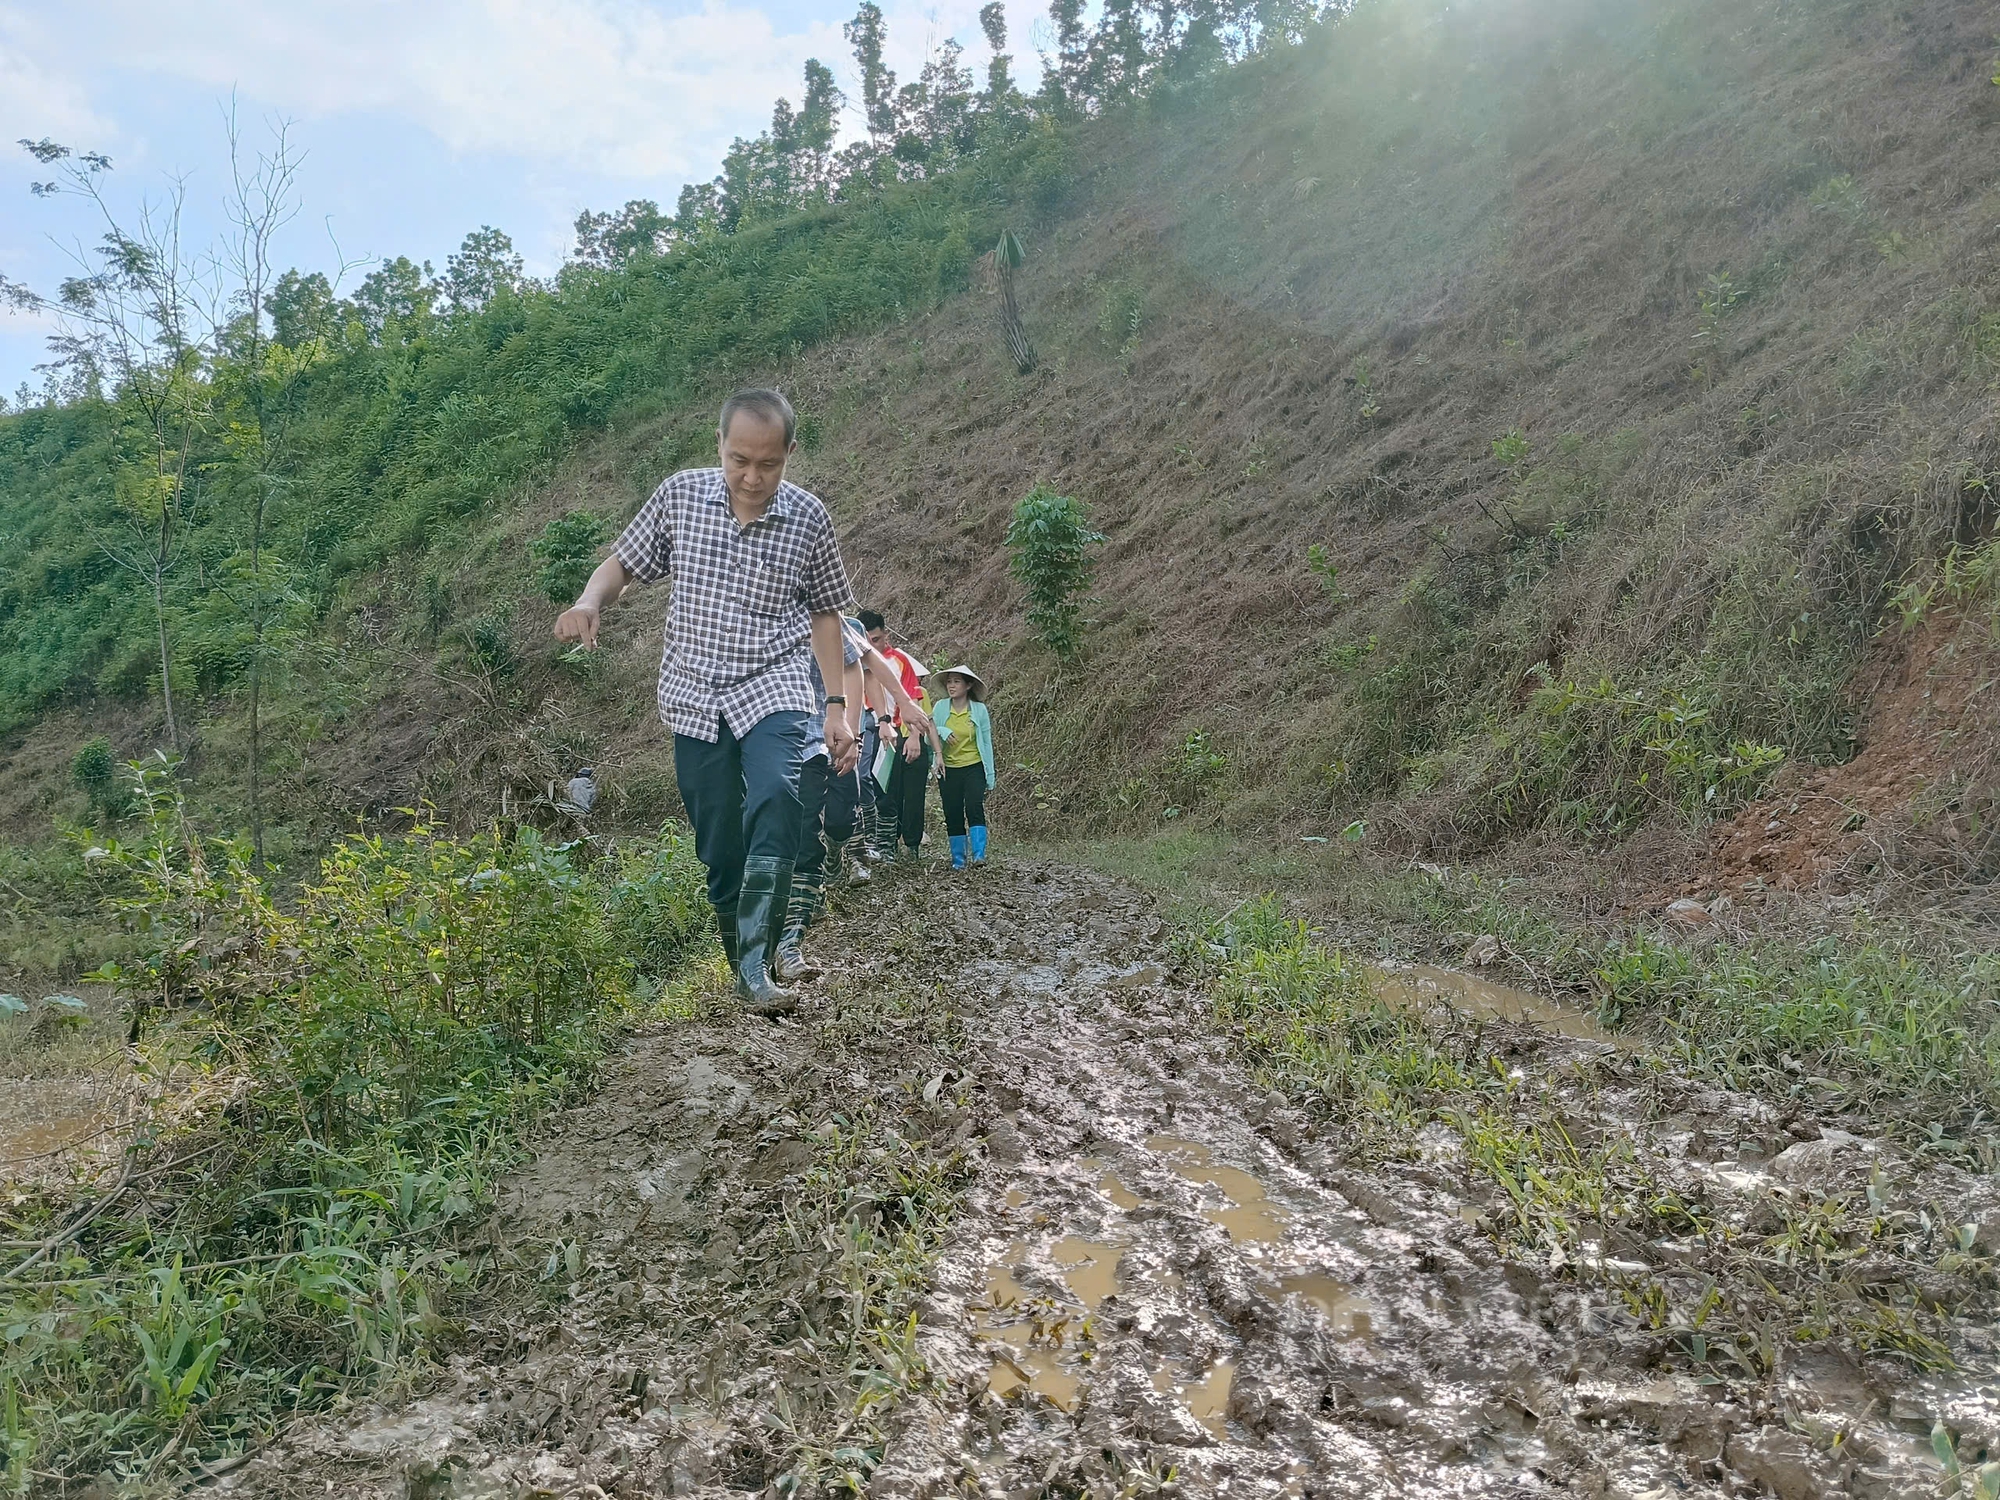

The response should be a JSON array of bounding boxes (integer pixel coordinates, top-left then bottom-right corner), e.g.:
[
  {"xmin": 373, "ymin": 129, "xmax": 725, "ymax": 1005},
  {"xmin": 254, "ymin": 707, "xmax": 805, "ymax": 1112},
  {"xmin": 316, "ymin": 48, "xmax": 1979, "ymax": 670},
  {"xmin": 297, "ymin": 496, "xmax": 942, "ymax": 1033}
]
[{"xmin": 216, "ymin": 858, "xmax": 1992, "ymax": 1499}]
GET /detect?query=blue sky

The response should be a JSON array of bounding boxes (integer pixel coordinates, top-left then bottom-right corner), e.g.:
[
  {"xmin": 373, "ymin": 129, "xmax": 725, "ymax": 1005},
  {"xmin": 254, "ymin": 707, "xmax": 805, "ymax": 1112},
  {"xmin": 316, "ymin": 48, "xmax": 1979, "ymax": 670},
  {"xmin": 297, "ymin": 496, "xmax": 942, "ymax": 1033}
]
[{"xmin": 0, "ymin": 0, "xmax": 1048, "ymax": 399}]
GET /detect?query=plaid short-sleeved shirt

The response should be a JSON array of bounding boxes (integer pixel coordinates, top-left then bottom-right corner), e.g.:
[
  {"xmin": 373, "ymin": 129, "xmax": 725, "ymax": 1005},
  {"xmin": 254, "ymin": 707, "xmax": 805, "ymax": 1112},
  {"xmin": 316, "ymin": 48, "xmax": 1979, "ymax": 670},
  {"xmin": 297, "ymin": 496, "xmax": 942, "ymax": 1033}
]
[{"xmin": 612, "ymin": 468, "xmax": 855, "ymax": 742}]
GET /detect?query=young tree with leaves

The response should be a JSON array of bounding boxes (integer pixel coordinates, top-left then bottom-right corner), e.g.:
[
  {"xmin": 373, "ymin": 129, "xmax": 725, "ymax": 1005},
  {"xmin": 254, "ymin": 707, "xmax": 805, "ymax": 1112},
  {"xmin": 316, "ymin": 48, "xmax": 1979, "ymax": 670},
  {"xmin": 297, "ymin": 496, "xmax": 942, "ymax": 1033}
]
[
  {"xmin": 215, "ymin": 114, "xmax": 315, "ymax": 865},
  {"xmin": 12, "ymin": 138, "xmax": 209, "ymax": 750}
]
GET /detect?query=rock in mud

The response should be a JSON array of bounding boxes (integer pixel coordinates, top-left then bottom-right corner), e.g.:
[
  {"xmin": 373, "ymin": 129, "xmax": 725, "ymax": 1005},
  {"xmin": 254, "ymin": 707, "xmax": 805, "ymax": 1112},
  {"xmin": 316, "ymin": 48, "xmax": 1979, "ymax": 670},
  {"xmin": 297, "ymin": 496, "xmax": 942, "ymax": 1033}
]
[
  {"xmin": 1768, "ymin": 1128, "xmax": 1879, "ymax": 1190},
  {"xmin": 1461, "ymin": 934, "xmax": 1501, "ymax": 965},
  {"xmin": 1664, "ymin": 897, "xmax": 1714, "ymax": 927}
]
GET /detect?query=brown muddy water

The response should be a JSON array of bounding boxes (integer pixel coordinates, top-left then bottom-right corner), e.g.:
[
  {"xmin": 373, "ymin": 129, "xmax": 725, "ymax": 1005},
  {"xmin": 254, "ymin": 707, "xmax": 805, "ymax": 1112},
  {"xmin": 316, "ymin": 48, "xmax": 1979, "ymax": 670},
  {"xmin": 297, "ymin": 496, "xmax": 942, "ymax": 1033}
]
[{"xmin": 217, "ymin": 859, "xmax": 1995, "ymax": 1500}]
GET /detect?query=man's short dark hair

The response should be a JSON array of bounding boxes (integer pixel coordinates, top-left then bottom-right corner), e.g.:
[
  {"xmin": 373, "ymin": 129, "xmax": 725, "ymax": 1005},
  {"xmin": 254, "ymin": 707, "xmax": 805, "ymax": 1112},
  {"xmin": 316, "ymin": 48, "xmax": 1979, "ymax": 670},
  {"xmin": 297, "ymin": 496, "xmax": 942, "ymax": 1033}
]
[
  {"xmin": 719, "ymin": 388, "xmax": 797, "ymax": 447},
  {"xmin": 856, "ymin": 608, "xmax": 886, "ymax": 633}
]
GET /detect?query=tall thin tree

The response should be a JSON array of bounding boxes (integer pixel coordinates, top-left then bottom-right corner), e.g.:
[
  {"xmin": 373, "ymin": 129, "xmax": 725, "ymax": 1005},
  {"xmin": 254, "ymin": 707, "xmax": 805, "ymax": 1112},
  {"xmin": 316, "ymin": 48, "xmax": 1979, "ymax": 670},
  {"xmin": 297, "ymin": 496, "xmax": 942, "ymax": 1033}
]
[
  {"xmin": 219, "ymin": 111, "xmax": 307, "ymax": 865},
  {"xmin": 13, "ymin": 139, "xmax": 210, "ymax": 751}
]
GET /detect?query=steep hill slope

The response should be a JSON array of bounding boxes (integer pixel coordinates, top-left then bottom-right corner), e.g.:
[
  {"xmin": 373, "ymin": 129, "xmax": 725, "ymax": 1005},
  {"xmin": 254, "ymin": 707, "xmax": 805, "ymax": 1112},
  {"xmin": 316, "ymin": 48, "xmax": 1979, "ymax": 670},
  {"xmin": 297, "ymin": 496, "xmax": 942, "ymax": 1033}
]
[{"xmin": 4, "ymin": 0, "xmax": 1998, "ymax": 912}]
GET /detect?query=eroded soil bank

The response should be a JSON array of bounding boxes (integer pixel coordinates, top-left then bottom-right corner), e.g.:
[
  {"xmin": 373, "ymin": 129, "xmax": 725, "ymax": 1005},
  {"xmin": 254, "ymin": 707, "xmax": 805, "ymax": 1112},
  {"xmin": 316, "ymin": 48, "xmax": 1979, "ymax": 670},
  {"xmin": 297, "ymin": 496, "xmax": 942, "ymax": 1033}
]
[{"xmin": 217, "ymin": 859, "xmax": 1996, "ymax": 1499}]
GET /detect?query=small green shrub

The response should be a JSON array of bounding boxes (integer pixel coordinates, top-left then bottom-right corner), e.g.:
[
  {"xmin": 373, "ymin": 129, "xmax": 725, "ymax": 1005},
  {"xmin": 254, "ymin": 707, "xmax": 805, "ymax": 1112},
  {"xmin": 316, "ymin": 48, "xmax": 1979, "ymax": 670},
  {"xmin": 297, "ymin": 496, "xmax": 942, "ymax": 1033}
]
[
  {"xmin": 1491, "ymin": 428, "xmax": 1529, "ymax": 467},
  {"xmin": 1005, "ymin": 485, "xmax": 1103, "ymax": 660},
  {"xmin": 1305, "ymin": 543, "xmax": 1345, "ymax": 600},
  {"xmin": 71, "ymin": 736, "xmax": 117, "ymax": 820},
  {"xmin": 607, "ymin": 824, "xmax": 714, "ymax": 978},
  {"xmin": 465, "ymin": 609, "xmax": 516, "ymax": 677},
  {"xmin": 1097, "ymin": 281, "xmax": 1145, "ymax": 355},
  {"xmin": 1175, "ymin": 729, "xmax": 1229, "ymax": 785},
  {"xmin": 529, "ymin": 510, "xmax": 608, "ymax": 605}
]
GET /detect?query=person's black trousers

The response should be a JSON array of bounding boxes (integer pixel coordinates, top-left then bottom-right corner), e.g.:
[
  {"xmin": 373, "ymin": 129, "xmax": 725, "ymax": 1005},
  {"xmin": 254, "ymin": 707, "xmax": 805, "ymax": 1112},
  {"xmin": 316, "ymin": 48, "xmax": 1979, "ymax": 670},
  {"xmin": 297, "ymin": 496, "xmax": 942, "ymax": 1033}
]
[
  {"xmin": 794, "ymin": 750, "xmax": 832, "ymax": 892},
  {"xmin": 883, "ymin": 738, "xmax": 932, "ymax": 850},
  {"xmin": 672, "ymin": 711, "xmax": 809, "ymax": 911},
  {"xmin": 824, "ymin": 758, "xmax": 860, "ymax": 844},
  {"xmin": 941, "ymin": 762, "xmax": 987, "ymax": 836}
]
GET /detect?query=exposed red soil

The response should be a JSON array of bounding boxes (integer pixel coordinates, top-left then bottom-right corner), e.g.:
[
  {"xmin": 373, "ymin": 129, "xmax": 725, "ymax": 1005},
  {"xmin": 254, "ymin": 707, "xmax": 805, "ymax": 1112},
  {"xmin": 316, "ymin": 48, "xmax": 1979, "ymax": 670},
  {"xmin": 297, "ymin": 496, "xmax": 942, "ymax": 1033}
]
[{"xmin": 1694, "ymin": 612, "xmax": 1998, "ymax": 898}]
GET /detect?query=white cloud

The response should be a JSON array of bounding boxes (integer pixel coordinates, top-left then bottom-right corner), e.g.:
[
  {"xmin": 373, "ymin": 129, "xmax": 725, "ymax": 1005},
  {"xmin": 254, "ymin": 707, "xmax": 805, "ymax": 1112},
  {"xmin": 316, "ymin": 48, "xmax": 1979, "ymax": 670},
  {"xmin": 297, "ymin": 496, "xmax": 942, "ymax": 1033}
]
[
  {"xmin": 15, "ymin": 0, "xmax": 1048, "ymax": 183},
  {"xmin": 26, "ymin": 0, "xmax": 865, "ymax": 179},
  {"xmin": 0, "ymin": 7, "xmax": 116, "ymax": 149}
]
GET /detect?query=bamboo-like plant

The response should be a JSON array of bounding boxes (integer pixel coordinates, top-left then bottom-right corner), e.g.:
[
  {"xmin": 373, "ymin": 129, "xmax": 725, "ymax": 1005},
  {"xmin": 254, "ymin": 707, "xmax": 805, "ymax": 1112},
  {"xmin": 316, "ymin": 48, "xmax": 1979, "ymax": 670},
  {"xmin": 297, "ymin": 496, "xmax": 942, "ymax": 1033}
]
[{"xmin": 977, "ymin": 229, "xmax": 1037, "ymax": 374}]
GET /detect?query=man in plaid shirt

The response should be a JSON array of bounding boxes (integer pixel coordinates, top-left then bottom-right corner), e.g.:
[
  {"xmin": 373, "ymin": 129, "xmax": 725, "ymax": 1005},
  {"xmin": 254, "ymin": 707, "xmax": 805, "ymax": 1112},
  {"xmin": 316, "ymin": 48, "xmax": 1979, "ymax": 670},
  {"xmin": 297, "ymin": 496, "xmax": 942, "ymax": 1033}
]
[{"xmin": 555, "ymin": 389, "xmax": 859, "ymax": 1013}]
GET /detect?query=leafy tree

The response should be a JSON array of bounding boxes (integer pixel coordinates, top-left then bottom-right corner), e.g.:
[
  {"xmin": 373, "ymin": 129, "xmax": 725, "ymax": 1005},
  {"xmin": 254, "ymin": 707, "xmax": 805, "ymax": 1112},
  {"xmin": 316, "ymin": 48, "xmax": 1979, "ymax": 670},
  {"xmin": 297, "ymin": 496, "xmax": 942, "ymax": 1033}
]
[
  {"xmin": 976, "ymin": 1, "xmax": 1029, "ymax": 136},
  {"xmin": 350, "ymin": 255, "xmax": 437, "ymax": 342},
  {"xmin": 268, "ymin": 269, "xmax": 338, "ymax": 347},
  {"xmin": 571, "ymin": 199, "xmax": 675, "ymax": 266},
  {"xmin": 442, "ymin": 226, "xmax": 524, "ymax": 313},
  {"xmin": 894, "ymin": 41, "xmax": 978, "ymax": 173},
  {"xmin": 845, "ymin": 2, "xmax": 899, "ymax": 150},
  {"xmin": 1043, "ymin": 0, "xmax": 1092, "ymax": 116},
  {"xmin": 1091, "ymin": 0, "xmax": 1153, "ymax": 102},
  {"xmin": 13, "ymin": 137, "xmax": 208, "ymax": 749}
]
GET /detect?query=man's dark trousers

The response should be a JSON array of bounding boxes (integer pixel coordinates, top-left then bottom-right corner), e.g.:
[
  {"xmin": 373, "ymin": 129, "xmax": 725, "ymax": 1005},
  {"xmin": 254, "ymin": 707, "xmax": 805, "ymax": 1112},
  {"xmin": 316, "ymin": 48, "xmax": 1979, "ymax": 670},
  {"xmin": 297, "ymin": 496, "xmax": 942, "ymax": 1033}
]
[
  {"xmin": 673, "ymin": 711, "xmax": 810, "ymax": 911},
  {"xmin": 791, "ymin": 754, "xmax": 860, "ymax": 893},
  {"xmin": 884, "ymin": 738, "xmax": 932, "ymax": 851}
]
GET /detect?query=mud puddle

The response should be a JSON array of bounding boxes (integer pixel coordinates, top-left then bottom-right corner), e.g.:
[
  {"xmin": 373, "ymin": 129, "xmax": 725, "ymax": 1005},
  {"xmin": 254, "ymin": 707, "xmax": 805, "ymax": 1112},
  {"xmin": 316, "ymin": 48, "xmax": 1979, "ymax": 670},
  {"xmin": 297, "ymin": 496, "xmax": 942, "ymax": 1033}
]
[
  {"xmin": 217, "ymin": 858, "xmax": 1989, "ymax": 1500},
  {"xmin": 1369, "ymin": 961, "xmax": 1614, "ymax": 1044}
]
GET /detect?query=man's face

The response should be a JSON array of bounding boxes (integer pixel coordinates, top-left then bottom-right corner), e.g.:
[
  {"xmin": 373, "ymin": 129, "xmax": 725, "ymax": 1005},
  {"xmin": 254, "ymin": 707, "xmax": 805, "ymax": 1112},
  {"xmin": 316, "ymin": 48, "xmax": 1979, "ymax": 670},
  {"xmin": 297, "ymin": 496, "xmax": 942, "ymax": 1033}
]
[
  {"xmin": 867, "ymin": 627, "xmax": 888, "ymax": 650},
  {"xmin": 718, "ymin": 412, "xmax": 794, "ymax": 508}
]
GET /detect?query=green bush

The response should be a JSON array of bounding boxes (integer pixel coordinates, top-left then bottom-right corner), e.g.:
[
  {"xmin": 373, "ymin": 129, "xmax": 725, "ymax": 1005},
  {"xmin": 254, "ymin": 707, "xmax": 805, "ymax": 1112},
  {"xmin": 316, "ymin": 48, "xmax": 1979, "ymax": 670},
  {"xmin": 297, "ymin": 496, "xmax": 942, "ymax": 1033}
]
[
  {"xmin": 529, "ymin": 510, "xmax": 608, "ymax": 604},
  {"xmin": 464, "ymin": 609, "xmax": 516, "ymax": 678},
  {"xmin": 70, "ymin": 735, "xmax": 117, "ymax": 820},
  {"xmin": 0, "ymin": 762, "xmax": 678, "ymax": 1487},
  {"xmin": 1004, "ymin": 484, "xmax": 1103, "ymax": 659},
  {"xmin": 607, "ymin": 823, "xmax": 715, "ymax": 978}
]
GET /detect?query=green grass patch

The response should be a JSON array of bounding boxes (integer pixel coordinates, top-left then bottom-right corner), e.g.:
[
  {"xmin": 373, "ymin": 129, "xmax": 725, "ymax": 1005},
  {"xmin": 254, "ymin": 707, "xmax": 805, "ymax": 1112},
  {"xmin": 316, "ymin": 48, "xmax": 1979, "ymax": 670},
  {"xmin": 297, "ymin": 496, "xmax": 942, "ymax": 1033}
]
[{"xmin": 1, "ymin": 762, "xmax": 713, "ymax": 1492}]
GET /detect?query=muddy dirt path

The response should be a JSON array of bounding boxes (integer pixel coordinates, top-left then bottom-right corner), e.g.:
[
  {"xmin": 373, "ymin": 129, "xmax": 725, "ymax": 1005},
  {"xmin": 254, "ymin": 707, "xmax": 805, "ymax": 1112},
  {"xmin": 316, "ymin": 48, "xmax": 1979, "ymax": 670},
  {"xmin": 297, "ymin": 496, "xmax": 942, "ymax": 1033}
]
[{"xmin": 218, "ymin": 858, "xmax": 1978, "ymax": 1499}]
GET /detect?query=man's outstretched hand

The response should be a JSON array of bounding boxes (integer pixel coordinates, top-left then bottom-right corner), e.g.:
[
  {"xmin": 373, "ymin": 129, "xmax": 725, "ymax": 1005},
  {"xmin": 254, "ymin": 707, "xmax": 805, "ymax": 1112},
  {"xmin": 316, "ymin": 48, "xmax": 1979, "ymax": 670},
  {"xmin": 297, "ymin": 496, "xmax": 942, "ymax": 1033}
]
[
  {"xmin": 554, "ymin": 603, "xmax": 601, "ymax": 649},
  {"xmin": 826, "ymin": 715, "xmax": 860, "ymax": 775}
]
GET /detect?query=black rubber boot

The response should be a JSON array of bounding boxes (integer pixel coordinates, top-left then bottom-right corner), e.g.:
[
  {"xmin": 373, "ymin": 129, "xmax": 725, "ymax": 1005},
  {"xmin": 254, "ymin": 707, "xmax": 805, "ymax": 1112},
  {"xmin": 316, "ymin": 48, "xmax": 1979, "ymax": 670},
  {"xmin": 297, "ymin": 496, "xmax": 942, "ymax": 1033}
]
[
  {"xmin": 735, "ymin": 857, "xmax": 794, "ymax": 1015},
  {"xmin": 715, "ymin": 901, "xmax": 740, "ymax": 969},
  {"xmin": 773, "ymin": 863, "xmax": 819, "ymax": 983},
  {"xmin": 774, "ymin": 919, "xmax": 814, "ymax": 983},
  {"xmin": 831, "ymin": 834, "xmax": 869, "ymax": 885}
]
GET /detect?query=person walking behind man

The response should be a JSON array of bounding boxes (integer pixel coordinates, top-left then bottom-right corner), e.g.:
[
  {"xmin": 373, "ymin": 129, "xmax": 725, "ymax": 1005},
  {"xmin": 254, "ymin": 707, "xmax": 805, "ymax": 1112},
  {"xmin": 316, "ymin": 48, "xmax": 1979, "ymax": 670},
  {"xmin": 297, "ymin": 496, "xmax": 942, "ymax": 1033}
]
[
  {"xmin": 554, "ymin": 388, "xmax": 857, "ymax": 1015},
  {"xmin": 851, "ymin": 609, "xmax": 906, "ymax": 863},
  {"xmin": 860, "ymin": 612, "xmax": 940, "ymax": 860},
  {"xmin": 933, "ymin": 666, "xmax": 995, "ymax": 870},
  {"xmin": 775, "ymin": 620, "xmax": 930, "ymax": 981}
]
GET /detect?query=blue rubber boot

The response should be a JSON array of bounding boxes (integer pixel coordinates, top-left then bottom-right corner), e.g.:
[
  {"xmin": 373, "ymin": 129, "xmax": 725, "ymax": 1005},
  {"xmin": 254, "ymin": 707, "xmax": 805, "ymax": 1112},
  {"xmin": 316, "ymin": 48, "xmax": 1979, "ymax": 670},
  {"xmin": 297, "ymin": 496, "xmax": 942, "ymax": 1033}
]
[
  {"xmin": 949, "ymin": 834, "xmax": 968, "ymax": 870},
  {"xmin": 969, "ymin": 825, "xmax": 988, "ymax": 865}
]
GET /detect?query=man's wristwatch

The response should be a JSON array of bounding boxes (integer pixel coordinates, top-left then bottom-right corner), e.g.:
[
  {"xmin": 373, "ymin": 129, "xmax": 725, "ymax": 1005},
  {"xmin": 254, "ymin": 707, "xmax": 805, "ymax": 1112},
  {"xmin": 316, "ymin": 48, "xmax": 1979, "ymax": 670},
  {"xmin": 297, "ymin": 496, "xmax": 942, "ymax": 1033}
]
[{"xmin": 825, "ymin": 694, "xmax": 847, "ymax": 706}]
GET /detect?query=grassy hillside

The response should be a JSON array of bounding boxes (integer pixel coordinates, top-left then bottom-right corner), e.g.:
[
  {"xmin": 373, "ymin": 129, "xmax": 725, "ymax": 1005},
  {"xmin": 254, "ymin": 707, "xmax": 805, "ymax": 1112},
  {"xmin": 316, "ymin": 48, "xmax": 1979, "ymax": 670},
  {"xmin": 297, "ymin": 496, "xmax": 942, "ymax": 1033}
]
[{"xmin": 4, "ymin": 0, "xmax": 1998, "ymax": 910}]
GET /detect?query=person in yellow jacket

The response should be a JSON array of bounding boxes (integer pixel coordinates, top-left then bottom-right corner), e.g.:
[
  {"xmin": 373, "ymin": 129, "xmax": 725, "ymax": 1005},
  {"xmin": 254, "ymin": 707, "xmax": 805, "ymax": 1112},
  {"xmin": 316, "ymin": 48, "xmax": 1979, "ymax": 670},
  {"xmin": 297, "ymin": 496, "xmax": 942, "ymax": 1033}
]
[{"xmin": 932, "ymin": 665, "xmax": 995, "ymax": 870}]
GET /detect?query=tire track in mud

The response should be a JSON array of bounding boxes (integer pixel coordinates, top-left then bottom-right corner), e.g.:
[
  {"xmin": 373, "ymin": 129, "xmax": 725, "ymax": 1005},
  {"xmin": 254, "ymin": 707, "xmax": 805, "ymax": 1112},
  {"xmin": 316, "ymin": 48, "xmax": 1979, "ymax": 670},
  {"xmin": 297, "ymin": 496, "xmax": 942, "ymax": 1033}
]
[{"xmin": 220, "ymin": 859, "xmax": 1975, "ymax": 1499}]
